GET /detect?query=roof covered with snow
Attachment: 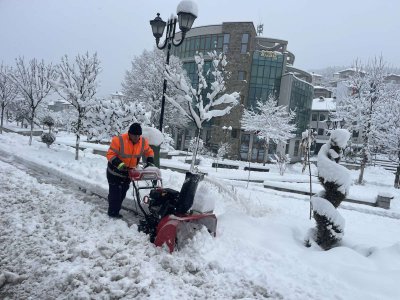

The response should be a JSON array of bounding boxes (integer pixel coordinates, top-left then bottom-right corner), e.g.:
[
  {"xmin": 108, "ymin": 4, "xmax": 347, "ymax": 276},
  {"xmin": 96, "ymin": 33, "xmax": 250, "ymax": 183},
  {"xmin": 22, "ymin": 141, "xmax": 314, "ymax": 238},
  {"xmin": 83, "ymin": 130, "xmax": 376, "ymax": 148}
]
[{"xmin": 312, "ymin": 97, "xmax": 336, "ymax": 111}]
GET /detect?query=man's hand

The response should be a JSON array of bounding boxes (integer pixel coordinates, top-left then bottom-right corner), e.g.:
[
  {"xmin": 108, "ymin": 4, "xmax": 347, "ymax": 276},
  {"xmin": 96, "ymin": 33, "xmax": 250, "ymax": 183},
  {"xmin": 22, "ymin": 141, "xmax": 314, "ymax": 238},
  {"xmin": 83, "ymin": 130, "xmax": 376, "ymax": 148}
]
[
  {"xmin": 117, "ymin": 162, "xmax": 127, "ymax": 170},
  {"xmin": 144, "ymin": 162, "xmax": 155, "ymax": 169}
]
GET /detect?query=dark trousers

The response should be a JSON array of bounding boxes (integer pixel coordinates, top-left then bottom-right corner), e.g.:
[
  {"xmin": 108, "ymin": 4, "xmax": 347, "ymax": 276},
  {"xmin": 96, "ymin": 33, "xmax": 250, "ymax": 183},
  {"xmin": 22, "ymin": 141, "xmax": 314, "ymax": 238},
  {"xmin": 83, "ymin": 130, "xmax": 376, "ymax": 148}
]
[{"xmin": 107, "ymin": 171, "xmax": 130, "ymax": 216}]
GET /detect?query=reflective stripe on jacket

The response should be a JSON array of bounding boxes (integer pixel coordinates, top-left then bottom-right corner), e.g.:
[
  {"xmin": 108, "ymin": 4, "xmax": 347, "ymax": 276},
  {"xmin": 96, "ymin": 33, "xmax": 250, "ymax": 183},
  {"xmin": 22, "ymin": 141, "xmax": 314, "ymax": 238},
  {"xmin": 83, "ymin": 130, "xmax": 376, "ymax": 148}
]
[{"xmin": 106, "ymin": 133, "xmax": 154, "ymax": 168}]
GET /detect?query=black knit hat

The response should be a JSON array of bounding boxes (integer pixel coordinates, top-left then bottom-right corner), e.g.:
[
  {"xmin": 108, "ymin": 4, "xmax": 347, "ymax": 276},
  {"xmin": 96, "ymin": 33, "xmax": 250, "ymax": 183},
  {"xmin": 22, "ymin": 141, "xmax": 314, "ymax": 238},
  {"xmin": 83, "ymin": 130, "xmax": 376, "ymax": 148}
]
[{"xmin": 128, "ymin": 123, "xmax": 142, "ymax": 135}]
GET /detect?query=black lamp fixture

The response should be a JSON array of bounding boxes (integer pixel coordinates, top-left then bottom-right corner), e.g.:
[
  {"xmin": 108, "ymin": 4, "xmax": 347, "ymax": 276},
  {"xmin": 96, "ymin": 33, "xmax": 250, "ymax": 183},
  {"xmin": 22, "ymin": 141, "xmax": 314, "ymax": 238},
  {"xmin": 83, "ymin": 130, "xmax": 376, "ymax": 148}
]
[{"xmin": 150, "ymin": 1, "xmax": 198, "ymax": 131}]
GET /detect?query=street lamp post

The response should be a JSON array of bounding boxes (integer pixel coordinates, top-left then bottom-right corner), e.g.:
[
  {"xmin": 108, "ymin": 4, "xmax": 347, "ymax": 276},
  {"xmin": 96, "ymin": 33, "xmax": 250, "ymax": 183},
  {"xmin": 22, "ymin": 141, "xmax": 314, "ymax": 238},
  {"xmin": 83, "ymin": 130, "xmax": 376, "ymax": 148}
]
[{"xmin": 150, "ymin": 1, "xmax": 198, "ymax": 131}]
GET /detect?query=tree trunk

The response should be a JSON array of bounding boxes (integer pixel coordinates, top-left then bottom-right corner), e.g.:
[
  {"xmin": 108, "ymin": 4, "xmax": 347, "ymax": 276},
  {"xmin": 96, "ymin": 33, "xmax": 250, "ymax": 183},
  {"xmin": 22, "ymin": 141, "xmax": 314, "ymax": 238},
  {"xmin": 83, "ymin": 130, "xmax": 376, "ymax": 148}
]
[
  {"xmin": 75, "ymin": 134, "xmax": 80, "ymax": 160},
  {"xmin": 0, "ymin": 103, "xmax": 4, "ymax": 134},
  {"xmin": 29, "ymin": 113, "xmax": 34, "ymax": 146},
  {"xmin": 395, "ymin": 165, "xmax": 400, "ymax": 189},
  {"xmin": 75, "ymin": 114, "xmax": 81, "ymax": 160},
  {"xmin": 395, "ymin": 150, "xmax": 400, "ymax": 189},
  {"xmin": 190, "ymin": 128, "xmax": 201, "ymax": 173},
  {"xmin": 358, "ymin": 148, "xmax": 367, "ymax": 184},
  {"xmin": 263, "ymin": 140, "xmax": 269, "ymax": 166}
]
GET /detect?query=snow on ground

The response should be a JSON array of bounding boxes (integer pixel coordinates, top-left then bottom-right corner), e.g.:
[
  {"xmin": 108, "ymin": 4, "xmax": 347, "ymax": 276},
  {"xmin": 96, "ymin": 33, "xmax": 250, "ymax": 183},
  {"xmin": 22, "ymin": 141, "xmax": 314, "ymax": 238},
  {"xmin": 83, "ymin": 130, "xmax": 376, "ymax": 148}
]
[{"xmin": 1, "ymin": 132, "xmax": 400, "ymax": 299}]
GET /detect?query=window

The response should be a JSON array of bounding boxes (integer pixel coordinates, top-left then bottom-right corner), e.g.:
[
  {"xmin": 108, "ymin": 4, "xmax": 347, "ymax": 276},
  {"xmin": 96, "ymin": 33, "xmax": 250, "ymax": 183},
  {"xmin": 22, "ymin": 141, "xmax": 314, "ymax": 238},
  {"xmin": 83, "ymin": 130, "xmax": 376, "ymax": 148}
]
[
  {"xmin": 231, "ymin": 129, "xmax": 238, "ymax": 139},
  {"xmin": 294, "ymin": 140, "xmax": 300, "ymax": 156},
  {"xmin": 352, "ymin": 130, "xmax": 359, "ymax": 138},
  {"xmin": 318, "ymin": 128, "xmax": 324, "ymax": 136},
  {"xmin": 241, "ymin": 44, "xmax": 247, "ymax": 54},
  {"xmin": 311, "ymin": 113, "xmax": 317, "ymax": 121},
  {"xmin": 241, "ymin": 33, "xmax": 249, "ymax": 54},
  {"xmin": 319, "ymin": 114, "xmax": 326, "ymax": 121},
  {"xmin": 238, "ymin": 71, "xmax": 246, "ymax": 81},
  {"xmin": 223, "ymin": 33, "xmax": 230, "ymax": 53}
]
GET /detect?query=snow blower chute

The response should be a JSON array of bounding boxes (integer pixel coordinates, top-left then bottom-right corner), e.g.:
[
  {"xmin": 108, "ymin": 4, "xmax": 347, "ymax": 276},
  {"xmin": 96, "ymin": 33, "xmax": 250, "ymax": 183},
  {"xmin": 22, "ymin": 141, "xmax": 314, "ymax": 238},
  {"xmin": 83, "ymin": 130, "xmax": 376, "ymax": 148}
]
[{"xmin": 128, "ymin": 167, "xmax": 217, "ymax": 253}]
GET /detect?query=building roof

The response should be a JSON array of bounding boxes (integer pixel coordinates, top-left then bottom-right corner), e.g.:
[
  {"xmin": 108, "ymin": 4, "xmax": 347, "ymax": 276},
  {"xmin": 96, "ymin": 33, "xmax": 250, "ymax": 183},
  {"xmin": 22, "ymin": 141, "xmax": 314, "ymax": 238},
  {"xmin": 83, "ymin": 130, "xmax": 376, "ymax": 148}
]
[
  {"xmin": 312, "ymin": 97, "xmax": 336, "ymax": 111},
  {"xmin": 313, "ymin": 86, "xmax": 331, "ymax": 90}
]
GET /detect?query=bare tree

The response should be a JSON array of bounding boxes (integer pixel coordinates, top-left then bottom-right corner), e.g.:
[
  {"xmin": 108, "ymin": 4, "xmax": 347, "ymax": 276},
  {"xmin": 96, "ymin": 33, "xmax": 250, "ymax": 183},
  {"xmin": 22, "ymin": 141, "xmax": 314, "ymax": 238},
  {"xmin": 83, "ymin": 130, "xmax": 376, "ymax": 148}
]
[
  {"xmin": 241, "ymin": 95, "xmax": 297, "ymax": 165},
  {"xmin": 51, "ymin": 52, "xmax": 100, "ymax": 160},
  {"xmin": 336, "ymin": 57, "xmax": 389, "ymax": 184},
  {"xmin": 9, "ymin": 58, "xmax": 56, "ymax": 144},
  {"xmin": 376, "ymin": 88, "xmax": 400, "ymax": 188},
  {"xmin": 165, "ymin": 51, "xmax": 239, "ymax": 172},
  {"xmin": 122, "ymin": 47, "xmax": 188, "ymax": 129},
  {"xmin": 0, "ymin": 63, "xmax": 19, "ymax": 134}
]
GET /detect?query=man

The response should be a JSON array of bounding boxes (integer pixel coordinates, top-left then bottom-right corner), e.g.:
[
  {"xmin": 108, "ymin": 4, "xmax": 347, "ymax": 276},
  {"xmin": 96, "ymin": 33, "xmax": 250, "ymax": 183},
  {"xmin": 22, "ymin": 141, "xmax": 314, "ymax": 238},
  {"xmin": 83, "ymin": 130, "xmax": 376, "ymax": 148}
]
[{"xmin": 106, "ymin": 123, "xmax": 154, "ymax": 218}]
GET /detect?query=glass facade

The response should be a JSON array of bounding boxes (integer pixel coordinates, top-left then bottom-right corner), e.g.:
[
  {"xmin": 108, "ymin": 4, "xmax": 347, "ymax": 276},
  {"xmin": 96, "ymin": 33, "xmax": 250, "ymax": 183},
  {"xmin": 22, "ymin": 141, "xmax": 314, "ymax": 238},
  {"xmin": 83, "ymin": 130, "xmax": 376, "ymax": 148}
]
[
  {"xmin": 170, "ymin": 34, "xmax": 224, "ymax": 59},
  {"xmin": 248, "ymin": 50, "xmax": 284, "ymax": 109},
  {"xmin": 289, "ymin": 77, "xmax": 314, "ymax": 136}
]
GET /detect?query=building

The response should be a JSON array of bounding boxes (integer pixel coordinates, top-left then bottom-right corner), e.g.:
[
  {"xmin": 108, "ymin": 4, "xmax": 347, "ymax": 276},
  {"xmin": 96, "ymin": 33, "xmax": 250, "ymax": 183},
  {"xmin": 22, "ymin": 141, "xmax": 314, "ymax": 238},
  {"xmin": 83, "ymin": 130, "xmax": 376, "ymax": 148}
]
[
  {"xmin": 310, "ymin": 96, "xmax": 363, "ymax": 153},
  {"xmin": 313, "ymin": 86, "xmax": 332, "ymax": 98},
  {"xmin": 171, "ymin": 22, "xmax": 314, "ymax": 162},
  {"xmin": 48, "ymin": 100, "xmax": 73, "ymax": 112}
]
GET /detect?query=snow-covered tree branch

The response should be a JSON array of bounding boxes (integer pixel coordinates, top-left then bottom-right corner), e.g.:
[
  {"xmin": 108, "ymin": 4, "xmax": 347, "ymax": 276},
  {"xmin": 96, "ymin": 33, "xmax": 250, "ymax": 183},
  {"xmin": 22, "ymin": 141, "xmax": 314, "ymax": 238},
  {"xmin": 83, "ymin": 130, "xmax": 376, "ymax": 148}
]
[
  {"xmin": 241, "ymin": 95, "xmax": 296, "ymax": 164},
  {"xmin": 165, "ymin": 50, "xmax": 240, "ymax": 172},
  {"xmin": 335, "ymin": 57, "xmax": 390, "ymax": 184},
  {"xmin": 8, "ymin": 57, "xmax": 56, "ymax": 145},
  {"xmin": 84, "ymin": 97, "xmax": 150, "ymax": 142},
  {"xmin": 376, "ymin": 88, "xmax": 400, "ymax": 188},
  {"xmin": 0, "ymin": 64, "xmax": 19, "ymax": 134},
  {"xmin": 122, "ymin": 47, "xmax": 188, "ymax": 129},
  {"xmin": 51, "ymin": 52, "xmax": 100, "ymax": 160}
]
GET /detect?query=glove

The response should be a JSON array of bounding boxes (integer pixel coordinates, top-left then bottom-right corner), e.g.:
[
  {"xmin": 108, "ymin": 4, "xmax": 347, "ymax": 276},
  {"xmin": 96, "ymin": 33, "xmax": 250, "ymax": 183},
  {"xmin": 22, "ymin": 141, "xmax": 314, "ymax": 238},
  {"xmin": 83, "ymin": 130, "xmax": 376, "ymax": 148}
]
[
  {"xmin": 144, "ymin": 162, "xmax": 155, "ymax": 169},
  {"xmin": 117, "ymin": 162, "xmax": 127, "ymax": 170}
]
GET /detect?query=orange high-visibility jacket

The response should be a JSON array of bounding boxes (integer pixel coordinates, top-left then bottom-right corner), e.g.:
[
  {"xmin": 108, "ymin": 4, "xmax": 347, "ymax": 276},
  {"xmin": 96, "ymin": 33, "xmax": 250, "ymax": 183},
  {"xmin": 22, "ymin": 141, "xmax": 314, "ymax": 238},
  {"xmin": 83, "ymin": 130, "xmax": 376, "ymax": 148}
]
[{"xmin": 106, "ymin": 133, "xmax": 154, "ymax": 168}]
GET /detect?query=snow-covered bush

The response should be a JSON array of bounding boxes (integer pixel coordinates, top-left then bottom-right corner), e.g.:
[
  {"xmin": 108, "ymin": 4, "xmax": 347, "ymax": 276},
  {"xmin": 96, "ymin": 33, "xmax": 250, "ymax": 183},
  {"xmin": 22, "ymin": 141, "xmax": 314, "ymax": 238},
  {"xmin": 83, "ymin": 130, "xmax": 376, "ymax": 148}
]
[
  {"xmin": 42, "ymin": 115, "xmax": 55, "ymax": 133},
  {"xmin": 274, "ymin": 152, "xmax": 290, "ymax": 176},
  {"xmin": 161, "ymin": 131, "xmax": 175, "ymax": 152},
  {"xmin": 310, "ymin": 129, "xmax": 351, "ymax": 250},
  {"xmin": 300, "ymin": 129, "xmax": 316, "ymax": 173},
  {"xmin": 217, "ymin": 142, "xmax": 230, "ymax": 160},
  {"xmin": 188, "ymin": 137, "xmax": 205, "ymax": 155},
  {"xmin": 41, "ymin": 132, "xmax": 56, "ymax": 148}
]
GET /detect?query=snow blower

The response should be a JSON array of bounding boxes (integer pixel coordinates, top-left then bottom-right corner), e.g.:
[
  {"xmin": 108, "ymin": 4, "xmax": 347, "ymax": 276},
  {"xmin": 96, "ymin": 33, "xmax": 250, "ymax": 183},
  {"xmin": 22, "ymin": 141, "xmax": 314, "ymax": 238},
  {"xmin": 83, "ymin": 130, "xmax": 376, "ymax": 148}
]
[{"xmin": 128, "ymin": 167, "xmax": 217, "ymax": 253}]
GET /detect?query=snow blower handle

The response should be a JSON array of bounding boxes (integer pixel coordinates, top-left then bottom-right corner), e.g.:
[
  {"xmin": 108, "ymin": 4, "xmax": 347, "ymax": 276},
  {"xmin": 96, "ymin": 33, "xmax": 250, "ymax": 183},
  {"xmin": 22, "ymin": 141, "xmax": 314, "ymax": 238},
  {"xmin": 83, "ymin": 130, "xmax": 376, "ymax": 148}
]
[{"xmin": 128, "ymin": 166, "xmax": 162, "ymax": 182}]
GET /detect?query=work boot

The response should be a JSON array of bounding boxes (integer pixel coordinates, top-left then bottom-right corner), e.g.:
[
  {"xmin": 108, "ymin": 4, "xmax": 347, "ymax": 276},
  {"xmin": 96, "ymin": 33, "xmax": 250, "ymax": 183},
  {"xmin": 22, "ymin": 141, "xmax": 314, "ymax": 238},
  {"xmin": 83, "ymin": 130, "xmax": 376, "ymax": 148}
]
[{"xmin": 108, "ymin": 213, "xmax": 123, "ymax": 219}]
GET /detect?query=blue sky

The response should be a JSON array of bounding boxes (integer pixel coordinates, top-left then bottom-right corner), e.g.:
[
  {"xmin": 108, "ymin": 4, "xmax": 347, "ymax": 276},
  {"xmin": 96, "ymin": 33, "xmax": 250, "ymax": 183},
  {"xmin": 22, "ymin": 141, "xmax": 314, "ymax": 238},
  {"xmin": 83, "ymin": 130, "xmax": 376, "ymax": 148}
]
[{"xmin": 1, "ymin": 0, "xmax": 399, "ymax": 96}]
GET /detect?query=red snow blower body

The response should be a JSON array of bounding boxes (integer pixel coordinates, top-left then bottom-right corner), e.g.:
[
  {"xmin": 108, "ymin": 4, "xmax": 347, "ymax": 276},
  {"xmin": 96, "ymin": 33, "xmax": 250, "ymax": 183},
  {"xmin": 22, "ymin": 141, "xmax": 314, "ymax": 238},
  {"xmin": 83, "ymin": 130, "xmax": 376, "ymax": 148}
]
[{"xmin": 128, "ymin": 167, "xmax": 217, "ymax": 253}]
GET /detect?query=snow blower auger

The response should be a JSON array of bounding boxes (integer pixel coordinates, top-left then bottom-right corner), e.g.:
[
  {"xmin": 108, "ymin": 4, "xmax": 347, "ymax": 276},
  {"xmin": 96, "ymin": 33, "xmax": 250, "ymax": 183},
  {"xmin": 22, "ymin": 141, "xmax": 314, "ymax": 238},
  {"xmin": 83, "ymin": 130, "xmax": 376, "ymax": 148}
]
[{"xmin": 129, "ymin": 167, "xmax": 217, "ymax": 253}]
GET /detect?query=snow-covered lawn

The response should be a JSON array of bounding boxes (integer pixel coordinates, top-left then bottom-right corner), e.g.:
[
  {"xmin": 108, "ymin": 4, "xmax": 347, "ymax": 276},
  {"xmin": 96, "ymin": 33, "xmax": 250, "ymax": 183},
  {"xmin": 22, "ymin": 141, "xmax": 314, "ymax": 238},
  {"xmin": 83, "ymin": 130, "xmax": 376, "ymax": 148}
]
[{"xmin": 1, "ymin": 132, "xmax": 400, "ymax": 299}]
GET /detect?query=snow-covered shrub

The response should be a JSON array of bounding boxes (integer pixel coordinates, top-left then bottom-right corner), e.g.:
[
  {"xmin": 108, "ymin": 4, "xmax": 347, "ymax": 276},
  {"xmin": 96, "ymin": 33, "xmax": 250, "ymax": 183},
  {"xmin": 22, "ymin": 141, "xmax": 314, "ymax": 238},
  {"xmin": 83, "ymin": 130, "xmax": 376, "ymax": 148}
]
[
  {"xmin": 41, "ymin": 132, "xmax": 56, "ymax": 148},
  {"xmin": 310, "ymin": 129, "xmax": 351, "ymax": 250},
  {"xmin": 274, "ymin": 152, "xmax": 290, "ymax": 176},
  {"xmin": 217, "ymin": 142, "xmax": 230, "ymax": 160},
  {"xmin": 161, "ymin": 131, "xmax": 175, "ymax": 152},
  {"xmin": 189, "ymin": 137, "xmax": 205, "ymax": 155},
  {"xmin": 42, "ymin": 115, "xmax": 55, "ymax": 133}
]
